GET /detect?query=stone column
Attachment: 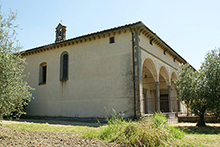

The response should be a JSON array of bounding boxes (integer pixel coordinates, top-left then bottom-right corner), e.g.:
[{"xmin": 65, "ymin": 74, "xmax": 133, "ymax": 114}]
[
  {"xmin": 168, "ymin": 85, "xmax": 172, "ymax": 112},
  {"xmin": 132, "ymin": 30, "xmax": 141, "ymax": 118},
  {"xmin": 155, "ymin": 82, "xmax": 160, "ymax": 112},
  {"xmin": 140, "ymin": 87, "xmax": 145, "ymax": 115},
  {"xmin": 141, "ymin": 89, "xmax": 148, "ymax": 114}
]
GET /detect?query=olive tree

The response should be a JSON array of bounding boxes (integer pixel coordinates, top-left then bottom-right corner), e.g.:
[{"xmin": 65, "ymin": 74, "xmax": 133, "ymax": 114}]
[
  {"xmin": 200, "ymin": 49, "xmax": 220, "ymax": 119},
  {"xmin": 175, "ymin": 48, "xmax": 220, "ymax": 126},
  {"xmin": 0, "ymin": 8, "xmax": 33, "ymax": 118}
]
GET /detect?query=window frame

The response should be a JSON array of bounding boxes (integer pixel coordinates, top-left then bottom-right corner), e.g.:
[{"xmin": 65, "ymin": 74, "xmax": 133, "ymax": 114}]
[
  {"xmin": 60, "ymin": 51, "xmax": 69, "ymax": 81},
  {"xmin": 109, "ymin": 37, "xmax": 115, "ymax": 44},
  {"xmin": 39, "ymin": 62, "xmax": 47, "ymax": 85}
]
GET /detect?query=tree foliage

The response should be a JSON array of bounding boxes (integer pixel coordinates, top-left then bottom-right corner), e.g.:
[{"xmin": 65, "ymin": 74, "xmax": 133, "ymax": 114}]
[
  {"xmin": 0, "ymin": 7, "xmax": 33, "ymax": 118},
  {"xmin": 201, "ymin": 49, "xmax": 220, "ymax": 116},
  {"xmin": 175, "ymin": 48, "xmax": 220, "ymax": 126}
]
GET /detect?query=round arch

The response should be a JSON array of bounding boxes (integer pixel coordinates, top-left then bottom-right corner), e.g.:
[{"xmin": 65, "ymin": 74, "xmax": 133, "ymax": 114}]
[
  {"xmin": 171, "ymin": 72, "xmax": 177, "ymax": 82},
  {"xmin": 142, "ymin": 58, "xmax": 157, "ymax": 81},
  {"xmin": 141, "ymin": 58, "xmax": 158, "ymax": 114},
  {"xmin": 159, "ymin": 66, "xmax": 169, "ymax": 86}
]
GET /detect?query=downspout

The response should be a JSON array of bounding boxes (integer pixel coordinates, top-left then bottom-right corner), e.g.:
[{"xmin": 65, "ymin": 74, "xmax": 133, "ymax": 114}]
[{"xmin": 129, "ymin": 27, "xmax": 137, "ymax": 119}]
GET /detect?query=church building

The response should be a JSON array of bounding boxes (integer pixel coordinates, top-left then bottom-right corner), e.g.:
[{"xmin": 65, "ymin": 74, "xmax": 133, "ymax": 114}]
[{"xmin": 22, "ymin": 21, "xmax": 188, "ymax": 118}]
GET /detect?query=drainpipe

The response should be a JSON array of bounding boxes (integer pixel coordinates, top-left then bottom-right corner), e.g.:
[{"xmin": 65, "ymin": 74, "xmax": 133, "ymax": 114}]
[{"xmin": 129, "ymin": 27, "xmax": 137, "ymax": 119}]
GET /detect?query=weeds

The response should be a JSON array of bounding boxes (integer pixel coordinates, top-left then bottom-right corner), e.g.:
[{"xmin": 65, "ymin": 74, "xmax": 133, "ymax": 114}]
[{"xmin": 83, "ymin": 113, "xmax": 184, "ymax": 146}]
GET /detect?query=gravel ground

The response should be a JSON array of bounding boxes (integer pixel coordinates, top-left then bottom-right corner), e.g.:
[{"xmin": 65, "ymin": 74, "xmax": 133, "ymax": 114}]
[{"xmin": 0, "ymin": 126, "xmax": 119, "ymax": 147}]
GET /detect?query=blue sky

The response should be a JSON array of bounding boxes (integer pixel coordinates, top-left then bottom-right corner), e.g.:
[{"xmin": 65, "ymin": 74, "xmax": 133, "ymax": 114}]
[{"xmin": 1, "ymin": 0, "xmax": 220, "ymax": 70}]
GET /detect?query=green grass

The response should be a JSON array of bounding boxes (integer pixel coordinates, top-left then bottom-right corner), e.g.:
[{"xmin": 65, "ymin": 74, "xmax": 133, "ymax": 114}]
[
  {"xmin": 170, "ymin": 124, "xmax": 220, "ymax": 146},
  {"xmin": 1, "ymin": 116, "xmax": 220, "ymax": 147},
  {"xmin": 2, "ymin": 122, "xmax": 97, "ymax": 134},
  {"xmin": 174, "ymin": 134, "xmax": 220, "ymax": 147},
  {"xmin": 83, "ymin": 113, "xmax": 184, "ymax": 146}
]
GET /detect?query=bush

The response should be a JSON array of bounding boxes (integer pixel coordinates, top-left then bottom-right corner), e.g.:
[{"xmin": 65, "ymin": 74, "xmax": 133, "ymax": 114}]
[
  {"xmin": 149, "ymin": 112, "xmax": 168, "ymax": 128},
  {"xmin": 3, "ymin": 99, "xmax": 29, "ymax": 119},
  {"xmin": 83, "ymin": 113, "xmax": 184, "ymax": 146}
]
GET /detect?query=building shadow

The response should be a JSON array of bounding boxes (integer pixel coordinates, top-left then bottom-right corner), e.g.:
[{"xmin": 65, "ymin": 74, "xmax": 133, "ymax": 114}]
[{"xmin": 3, "ymin": 117, "xmax": 108, "ymax": 127}]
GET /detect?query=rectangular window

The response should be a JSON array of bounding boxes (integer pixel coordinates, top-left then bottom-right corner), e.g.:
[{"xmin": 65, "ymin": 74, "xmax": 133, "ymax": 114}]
[
  {"xmin": 39, "ymin": 63, "xmax": 47, "ymax": 85},
  {"xmin": 109, "ymin": 37, "xmax": 115, "ymax": 44},
  {"xmin": 62, "ymin": 54, "xmax": 68, "ymax": 80},
  {"xmin": 61, "ymin": 53, "xmax": 68, "ymax": 81},
  {"xmin": 42, "ymin": 66, "xmax": 47, "ymax": 83}
]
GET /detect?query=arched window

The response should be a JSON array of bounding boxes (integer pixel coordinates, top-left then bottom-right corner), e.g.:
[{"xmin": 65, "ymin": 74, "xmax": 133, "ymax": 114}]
[
  {"xmin": 39, "ymin": 62, "xmax": 47, "ymax": 84},
  {"xmin": 60, "ymin": 51, "xmax": 69, "ymax": 81}
]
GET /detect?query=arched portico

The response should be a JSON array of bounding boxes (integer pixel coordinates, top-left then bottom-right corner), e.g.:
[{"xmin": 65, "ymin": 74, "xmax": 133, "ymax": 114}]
[
  {"xmin": 170, "ymin": 72, "xmax": 180, "ymax": 112},
  {"xmin": 141, "ymin": 58, "xmax": 180, "ymax": 115},
  {"xmin": 159, "ymin": 66, "xmax": 169, "ymax": 113},
  {"xmin": 141, "ymin": 58, "xmax": 157, "ymax": 114}
]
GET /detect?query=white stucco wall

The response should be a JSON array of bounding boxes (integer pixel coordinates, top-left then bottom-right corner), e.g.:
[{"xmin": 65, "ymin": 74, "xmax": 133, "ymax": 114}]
[
  {"xmin": 23, "ymin": 26, "xmax": 188, "ymax": 118},
  {"xmin": 24, "ymin": 32, "xmax": 135, "ymax": 118},
  {"xmin": 139, "ymin": 33, "xmax": 181, "ymax": 70}
]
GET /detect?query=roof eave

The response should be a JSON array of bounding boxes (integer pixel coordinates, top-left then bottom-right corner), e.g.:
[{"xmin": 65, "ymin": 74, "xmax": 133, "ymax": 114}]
[{"xmin": 21, "ymin": 21, "xmax": 194, "ymax": 70}]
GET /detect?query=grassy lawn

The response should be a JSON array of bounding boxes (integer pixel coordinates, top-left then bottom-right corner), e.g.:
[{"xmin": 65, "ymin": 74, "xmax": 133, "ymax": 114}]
[
  {"xmin": 174, "ymin": 135, "xmax": 220, "ymax": 147},
  {"xmin": 1, "ymin": 119, "xmax": 220, "ymax": 146},
  {"xmin": 1, "ymin": 119, "xmax": 99, "ymax": 134},
  {"xmin": 170, "ymin": 123, "xmax": 220, "ymax": 146}
]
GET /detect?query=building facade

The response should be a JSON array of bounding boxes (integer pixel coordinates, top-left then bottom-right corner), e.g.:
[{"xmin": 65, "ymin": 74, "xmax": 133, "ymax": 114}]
[{"xmin": 22, "ymin": 22, "xmax": 187, "ymax": 118}]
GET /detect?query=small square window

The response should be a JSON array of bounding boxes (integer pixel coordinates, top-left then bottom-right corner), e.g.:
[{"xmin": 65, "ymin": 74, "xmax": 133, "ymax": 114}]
[{"xmin": 109, "ymin": 37, "xmax": 115, "ymax": 44}]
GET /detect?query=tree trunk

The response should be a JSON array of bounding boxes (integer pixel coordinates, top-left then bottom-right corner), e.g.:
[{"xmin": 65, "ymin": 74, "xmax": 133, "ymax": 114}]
[{"xmin": 196, "ymin": 113, "xmax": 206, "ymax": 126}]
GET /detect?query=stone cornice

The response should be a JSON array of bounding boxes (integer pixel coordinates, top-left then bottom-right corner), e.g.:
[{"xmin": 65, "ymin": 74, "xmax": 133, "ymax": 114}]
[
  {"xmin": 21, "ymin": 21, "xmax": 189, "ymax": 66},
  {"xmin": 21, "ymin": 22, "xmax": 137, "ymax": 57}
]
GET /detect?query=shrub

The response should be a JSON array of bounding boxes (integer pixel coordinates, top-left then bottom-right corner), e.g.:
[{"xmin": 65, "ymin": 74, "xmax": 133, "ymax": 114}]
[{"xmin": 83, "ymin": 113, "xmax": 184, "ymax": 146}]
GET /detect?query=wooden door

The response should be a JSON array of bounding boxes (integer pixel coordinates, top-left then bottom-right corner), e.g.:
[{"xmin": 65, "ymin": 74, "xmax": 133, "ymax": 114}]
[{"xmin": 160, "ymin": 94, "xmax": 169, "ymax": 112}]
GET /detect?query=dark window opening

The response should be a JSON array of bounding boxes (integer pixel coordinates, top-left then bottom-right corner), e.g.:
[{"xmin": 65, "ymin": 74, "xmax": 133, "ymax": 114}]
[
  {"xmin": 62, "ymin": 54, "xmax": 68, "ymax": 80},
  {"xmin": 39, "ymin": 62, "xmax": 47, "ymax": 85},
  {"xmin": 150, "ymin": 39, "xmax": 153, "ymax": 45},
  {"xmin": 109, "ymin": 37, "xmax": 115, "ymax": 44},
  {"xmin": 173, "ymin": 58, "xmax": 176, "ymax": 62},
  {"xmin": 60, "ymin": 52, "xmax": 69, "ymax": 81},
  {"xmin": 42, "ymin": 66, "xmax": 47, "ymax": 83},
  {"xmin": 164, "ymin": 50, "xmax": 167, "ymax": 55}
]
